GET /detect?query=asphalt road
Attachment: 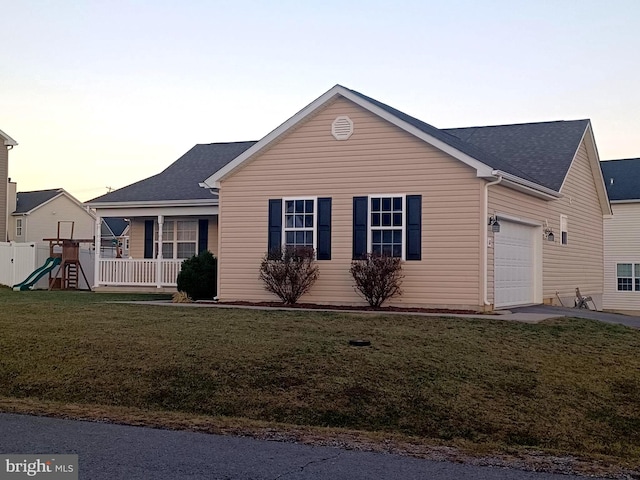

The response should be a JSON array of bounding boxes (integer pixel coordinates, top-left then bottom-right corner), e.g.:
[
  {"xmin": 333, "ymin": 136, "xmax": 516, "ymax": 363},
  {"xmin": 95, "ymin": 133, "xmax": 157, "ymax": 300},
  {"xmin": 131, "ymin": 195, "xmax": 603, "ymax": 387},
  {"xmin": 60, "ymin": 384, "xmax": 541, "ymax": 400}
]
[{"xmin": 0, "ymin": 413, "xmax": 607, "ymax": 480}]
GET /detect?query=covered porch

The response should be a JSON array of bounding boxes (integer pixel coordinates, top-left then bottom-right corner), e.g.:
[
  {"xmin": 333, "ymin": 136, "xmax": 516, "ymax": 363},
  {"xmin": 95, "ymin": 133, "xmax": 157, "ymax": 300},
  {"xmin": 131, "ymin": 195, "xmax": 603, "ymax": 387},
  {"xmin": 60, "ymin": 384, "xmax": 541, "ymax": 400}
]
[{"xmin": 90, "ymin": 202, "xmax": 218, "ymax": 291}]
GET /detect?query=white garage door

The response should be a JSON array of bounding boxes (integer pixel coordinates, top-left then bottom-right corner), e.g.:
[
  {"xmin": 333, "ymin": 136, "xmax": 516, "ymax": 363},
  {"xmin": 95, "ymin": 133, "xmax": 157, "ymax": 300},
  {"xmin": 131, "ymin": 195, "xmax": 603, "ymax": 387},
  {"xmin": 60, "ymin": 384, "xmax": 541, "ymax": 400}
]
[{"xmin": 494, "ymin": 221, "xmax": 535, "ymax": 308}]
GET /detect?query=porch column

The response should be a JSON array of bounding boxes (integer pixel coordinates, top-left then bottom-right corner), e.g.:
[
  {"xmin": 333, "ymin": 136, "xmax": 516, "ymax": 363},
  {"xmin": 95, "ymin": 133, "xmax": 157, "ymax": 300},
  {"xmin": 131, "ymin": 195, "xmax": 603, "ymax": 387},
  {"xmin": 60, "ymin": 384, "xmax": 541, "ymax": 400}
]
[
  {"xmin": 156, "ymin": 215, "xmax": 163, "ymax": 288},
  {"xmin": 93, "ymin": 215, "xmax": 101, "ymax": 289}
]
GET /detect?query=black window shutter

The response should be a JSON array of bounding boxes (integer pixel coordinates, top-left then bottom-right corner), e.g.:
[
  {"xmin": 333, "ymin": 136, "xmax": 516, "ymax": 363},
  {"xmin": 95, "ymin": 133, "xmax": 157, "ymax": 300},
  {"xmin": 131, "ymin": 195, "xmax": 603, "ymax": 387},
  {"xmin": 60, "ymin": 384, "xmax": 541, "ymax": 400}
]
[
  {"xmin": 352, "ymin": 196, "xmax": 368, "ymax": 259},
  {"xmin": 268, "ymin": 199, "xmax": 282, "ymax": 253},
  {"xmin": 144, "ymin": 220, "xmax": 154, "ymax": 259},
  {"xmin": 406, "ymin": 195, "xmax": 422, "ymax": 261},
  {"xmin": 198, "ymin": 219, "xmax": 209, "ymax": 254},
  {"xmin": 317, "ymin": 197, "xmax": 332, "ymax": 260}
]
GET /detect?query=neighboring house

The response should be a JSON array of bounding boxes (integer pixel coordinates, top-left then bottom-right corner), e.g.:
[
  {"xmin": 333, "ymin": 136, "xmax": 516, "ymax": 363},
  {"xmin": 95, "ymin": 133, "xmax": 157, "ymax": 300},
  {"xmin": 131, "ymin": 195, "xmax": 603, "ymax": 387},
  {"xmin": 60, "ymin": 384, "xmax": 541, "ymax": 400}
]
[
  {"xmin": 202, "ymin": 85, "xmax": 610, "ymax": 310},
  {"xmin": 1, "ymin": 129, "xmax": 18, "ymax": 241},
  {"xmin": 8, "ymin": 188, "xmax": 95, "ymax": 243},
  {"xmin": 87, "ymin": 85, "xmax": 610, "ymax": 310},
  {"xmin": 86, "ymin": 142, "xmax": 256, "ymax": 291},
  {"xmin": 100, "ymin": 217, "xmax": 130, "ymax": 258},
  {"xmin": 601, "ymin": 159, "xmax": 640, "ymax": 314}
]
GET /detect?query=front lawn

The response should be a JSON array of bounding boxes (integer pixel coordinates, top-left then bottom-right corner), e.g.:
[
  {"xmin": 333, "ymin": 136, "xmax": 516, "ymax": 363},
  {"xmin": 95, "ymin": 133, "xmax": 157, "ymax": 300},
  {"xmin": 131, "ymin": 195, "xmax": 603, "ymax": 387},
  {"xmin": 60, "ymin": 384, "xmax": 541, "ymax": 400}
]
[{"xmin": 0, "ymin": 289, "xmax": 639, "ymax": 471}]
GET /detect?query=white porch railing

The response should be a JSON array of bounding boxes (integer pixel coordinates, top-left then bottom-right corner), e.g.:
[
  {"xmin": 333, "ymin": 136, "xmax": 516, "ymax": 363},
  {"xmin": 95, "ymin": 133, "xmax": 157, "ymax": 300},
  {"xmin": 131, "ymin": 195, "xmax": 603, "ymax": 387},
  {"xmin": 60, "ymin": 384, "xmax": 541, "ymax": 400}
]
[{"xmin": 98, "ymin": 258, "xmax": 183, "ymax": 287}]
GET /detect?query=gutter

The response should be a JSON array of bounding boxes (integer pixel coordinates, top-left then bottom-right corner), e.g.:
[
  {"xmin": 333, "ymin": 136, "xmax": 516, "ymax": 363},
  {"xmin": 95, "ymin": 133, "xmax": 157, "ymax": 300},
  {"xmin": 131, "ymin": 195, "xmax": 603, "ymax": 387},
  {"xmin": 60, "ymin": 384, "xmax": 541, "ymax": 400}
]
[
  {"xmin": 86, "ymin": 198, "xmax": 219, "ymax": 209},
  {"xmin": 491, "ymin": 170, "xmax": 562, "ymax": 199},
  {"xmin": 483, "ymin": 175, "xmax": 503, "ymax": 307}
]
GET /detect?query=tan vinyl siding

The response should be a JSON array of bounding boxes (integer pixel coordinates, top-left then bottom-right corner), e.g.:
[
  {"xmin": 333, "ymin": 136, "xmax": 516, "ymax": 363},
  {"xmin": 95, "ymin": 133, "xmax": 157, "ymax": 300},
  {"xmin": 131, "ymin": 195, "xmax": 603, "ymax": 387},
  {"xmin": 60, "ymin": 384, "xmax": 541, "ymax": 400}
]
[
  {"xmin": 129, "ymin": 219, "xmax": 145, "ymax": 258},
  {"xmin": 207, "ymin": 216, "xmax": 219, "ymax": 256},
  {"xmin": 22, "ymin": 195, "xmax": 95, "ymax": 243},
  {"xmin": 0, "ymin": 146, "xmax": 8, "ymax": 241},
  {"xmin": 488, "ymin": 140, "xmax": 604, "ymax": 306},
  {"xmin": 603, "ymin": 203, "xmax": 640, "ymax": 311},
  {"xmin": 219, "ymin": 97, "xmax": 484, "ymax": 308},
  {"xmin": 128, "ymin": 216, "xmax": 218, "ymax": 259}
]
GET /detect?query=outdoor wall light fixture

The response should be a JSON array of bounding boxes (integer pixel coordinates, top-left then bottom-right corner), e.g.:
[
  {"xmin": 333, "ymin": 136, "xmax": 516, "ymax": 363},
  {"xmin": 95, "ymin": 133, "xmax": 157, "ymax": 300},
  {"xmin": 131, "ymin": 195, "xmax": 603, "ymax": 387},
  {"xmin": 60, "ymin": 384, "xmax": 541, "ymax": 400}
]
[
  {"xmin": 488, "ymin": 215, "xmax": 501, "ymax": 233},
  {"xmin": 544, "ymin": 227, "xmax": 555, "ymax": 242}
]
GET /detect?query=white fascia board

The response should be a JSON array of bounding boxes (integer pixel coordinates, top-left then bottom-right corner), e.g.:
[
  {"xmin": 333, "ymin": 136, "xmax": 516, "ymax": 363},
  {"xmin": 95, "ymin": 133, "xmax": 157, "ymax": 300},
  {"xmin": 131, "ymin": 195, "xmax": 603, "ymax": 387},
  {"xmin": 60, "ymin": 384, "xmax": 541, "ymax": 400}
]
[
  {"xmin": 558, "ymin": 122, "xmax": 612, "ymax": 215},
  {"xmin": 610, "ymin": 199, "xmax": 640, "ymax": 204},
  {"xmin": 202, "ymin": 85, "xmax": 495, "ymax": 188},
  {"xmin": 203, "ymin": 85, "xmax": 348, "ymax": 187},
  {"xmin": 86, "ymin": 198, "xmax": 218, "ymax": 209},
  {"xmin": 340, "ymin": 89, "xmax": 494, "ymax": 177},
  {"xmin": 92, "ymin": 205, "xmax": 218, "ymax": 218},
  {"xmin": 577, "ymin": 123, "xmax": 612, "ymax": 215},
  {"xmin": 492, "ymin": 170, "xmax": 562, "ymax": 200},
  {"xmin": 60, "ymin": 189, "xmax": 97, "ymax": 218},
  {"xmin": 20, "ymin": 191, "xmax": 65, "ymax": 215},
  {"xmin": 25, "ymin": 190, "xmax": 96, "ymax": 219},
  {"xmin": 0, "ymin": 129, "xmax": 18, "ymax": 146}
]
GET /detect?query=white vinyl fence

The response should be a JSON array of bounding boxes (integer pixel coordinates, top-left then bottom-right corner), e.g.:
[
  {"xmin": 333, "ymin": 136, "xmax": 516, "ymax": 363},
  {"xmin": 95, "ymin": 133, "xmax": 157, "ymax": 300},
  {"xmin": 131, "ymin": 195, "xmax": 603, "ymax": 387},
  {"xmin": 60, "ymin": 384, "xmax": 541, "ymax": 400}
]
[
  {"xmin": 0, "ymin": 242, "xmax": 37, "ymax": 287},
  {"xmin": 0, "ymin": 242, "xmax": 95, "ymax": 290}
]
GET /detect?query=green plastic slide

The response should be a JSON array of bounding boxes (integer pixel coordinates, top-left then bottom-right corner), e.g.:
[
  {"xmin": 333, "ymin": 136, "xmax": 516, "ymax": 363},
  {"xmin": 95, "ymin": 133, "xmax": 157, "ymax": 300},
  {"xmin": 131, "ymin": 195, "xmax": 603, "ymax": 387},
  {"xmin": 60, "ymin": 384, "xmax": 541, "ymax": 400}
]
[{"xmin": 12, "ymin": 257, "xmax": 62, "ymax": 291}]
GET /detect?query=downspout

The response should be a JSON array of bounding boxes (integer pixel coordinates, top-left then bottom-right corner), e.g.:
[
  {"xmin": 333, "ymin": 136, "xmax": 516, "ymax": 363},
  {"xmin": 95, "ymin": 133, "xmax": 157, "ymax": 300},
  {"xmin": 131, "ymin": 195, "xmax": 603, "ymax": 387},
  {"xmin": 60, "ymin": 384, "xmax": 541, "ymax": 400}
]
[{"xmin": 483, "ymin": 175, "xmax": 503, "ymax": 307}]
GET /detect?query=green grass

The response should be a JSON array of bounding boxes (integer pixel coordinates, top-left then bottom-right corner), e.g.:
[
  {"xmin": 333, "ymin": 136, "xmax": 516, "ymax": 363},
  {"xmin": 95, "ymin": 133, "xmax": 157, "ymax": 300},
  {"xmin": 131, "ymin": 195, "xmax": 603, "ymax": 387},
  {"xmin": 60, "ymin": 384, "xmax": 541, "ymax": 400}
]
[{"xmin": 1, "ymin": 289, "xmax": 639, "ymax": 467}]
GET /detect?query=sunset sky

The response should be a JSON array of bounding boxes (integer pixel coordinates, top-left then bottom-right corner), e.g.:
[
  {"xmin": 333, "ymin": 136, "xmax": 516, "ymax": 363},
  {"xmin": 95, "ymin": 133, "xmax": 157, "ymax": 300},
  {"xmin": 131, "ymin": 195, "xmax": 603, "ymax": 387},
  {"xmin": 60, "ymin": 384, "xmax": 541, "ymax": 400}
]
[{"xmin": 3, "ymin": 0, "xmax": 639, "ymax": 201}]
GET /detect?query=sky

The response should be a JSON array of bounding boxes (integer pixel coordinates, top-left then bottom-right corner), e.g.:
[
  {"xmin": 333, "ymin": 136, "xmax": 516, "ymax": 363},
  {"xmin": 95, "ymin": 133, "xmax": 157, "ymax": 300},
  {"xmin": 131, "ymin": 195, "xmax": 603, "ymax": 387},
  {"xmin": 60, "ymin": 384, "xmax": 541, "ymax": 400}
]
[{"xmin": 2, "ymin": 0, "xmax": 640, "ymax": 202}]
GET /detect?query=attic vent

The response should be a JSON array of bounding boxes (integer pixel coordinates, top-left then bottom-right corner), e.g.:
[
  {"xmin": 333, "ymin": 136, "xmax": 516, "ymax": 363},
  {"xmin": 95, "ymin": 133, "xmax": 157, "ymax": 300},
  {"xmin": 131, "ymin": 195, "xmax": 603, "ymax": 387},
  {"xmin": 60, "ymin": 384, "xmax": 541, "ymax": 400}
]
[{"xmin": 331, "ymin": 116, "xmax": 354, "ymax": 140}]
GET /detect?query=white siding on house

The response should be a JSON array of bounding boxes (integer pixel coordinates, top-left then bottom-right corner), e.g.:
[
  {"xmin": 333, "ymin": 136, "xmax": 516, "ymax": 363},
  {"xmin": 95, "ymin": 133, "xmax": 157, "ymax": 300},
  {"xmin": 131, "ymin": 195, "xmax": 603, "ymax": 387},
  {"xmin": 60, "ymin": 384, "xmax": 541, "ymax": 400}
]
[
  {"xmin": 14, "ymin": 195, "xmax": 95, "ymax": 243},
  {"xmin": 603, "ymin": 202, "xmax": 640, "ymax": 312}
]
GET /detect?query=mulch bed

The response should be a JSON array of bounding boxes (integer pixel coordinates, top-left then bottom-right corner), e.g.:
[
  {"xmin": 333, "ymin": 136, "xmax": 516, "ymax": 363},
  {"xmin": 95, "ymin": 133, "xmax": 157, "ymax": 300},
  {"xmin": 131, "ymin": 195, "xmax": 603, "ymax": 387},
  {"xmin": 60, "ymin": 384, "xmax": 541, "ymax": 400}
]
[{"xmin": 207, "ymin": 300, "xmax": 481, "ymax": 315}]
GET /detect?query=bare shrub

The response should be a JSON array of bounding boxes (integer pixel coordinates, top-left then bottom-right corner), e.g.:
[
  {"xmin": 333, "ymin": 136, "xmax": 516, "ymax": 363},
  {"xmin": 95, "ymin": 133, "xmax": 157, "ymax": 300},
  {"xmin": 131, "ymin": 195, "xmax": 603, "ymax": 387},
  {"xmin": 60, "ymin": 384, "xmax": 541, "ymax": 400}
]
[
  {"xmin": 259, "ymin": 246, "xmax": 319, "ymax": 304},
  {"xmin": 350, "ymin": 253, "xmax": 404, "ymax": 307}
]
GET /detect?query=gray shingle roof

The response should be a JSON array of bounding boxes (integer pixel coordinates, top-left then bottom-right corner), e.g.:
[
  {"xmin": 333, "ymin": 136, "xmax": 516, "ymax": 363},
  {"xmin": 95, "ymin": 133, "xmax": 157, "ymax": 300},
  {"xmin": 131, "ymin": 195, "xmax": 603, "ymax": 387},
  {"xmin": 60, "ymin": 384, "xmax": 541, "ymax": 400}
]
[
  {"xmin": 88, "ymin": 141, "xmax": 256, "ymax": 204},
  {"xmin": 600, "ymin": 158, "xmax": 640, "ymax": 201},
  {"xmin": 13, "ymin": 189, "xmax": 63, "ymax": 214},
  {"xmin": 444, "ymin": 120, "xmax": 590, "ymax": 191},
  {"xmin": 103, "ymin": 217, "xmax": 129, "ymax": 237},
  {"xmin": 348, "ymin": 88, "xmax": 589, "ymax": 192},
  {"xmin": 347, "ymin": 89, "xmax": 540, "ymax": 183},
  {"xmin": 89, "ymin": 90, "xmax": 591, "ymax": 205}
]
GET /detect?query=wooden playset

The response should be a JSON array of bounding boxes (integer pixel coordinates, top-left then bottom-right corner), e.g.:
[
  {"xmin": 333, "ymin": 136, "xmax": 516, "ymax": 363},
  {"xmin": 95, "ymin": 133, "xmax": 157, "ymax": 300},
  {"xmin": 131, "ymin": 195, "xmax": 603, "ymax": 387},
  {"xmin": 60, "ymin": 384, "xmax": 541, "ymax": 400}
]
[{"xmin": 43, "ymin": 221, "xmax": 93, "ymax": 291}]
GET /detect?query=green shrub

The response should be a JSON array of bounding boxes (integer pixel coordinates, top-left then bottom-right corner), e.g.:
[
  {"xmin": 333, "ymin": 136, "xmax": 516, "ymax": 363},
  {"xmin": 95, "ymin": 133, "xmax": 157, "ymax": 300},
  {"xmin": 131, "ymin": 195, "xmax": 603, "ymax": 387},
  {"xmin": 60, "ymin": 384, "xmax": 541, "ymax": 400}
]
[
  {"xmin": 176, "ymin": 250, "xmax": 217, "ymax": 300},
  {"xmin": 259, "ymin": 245, "xmax": 318, "ymax": 304}
]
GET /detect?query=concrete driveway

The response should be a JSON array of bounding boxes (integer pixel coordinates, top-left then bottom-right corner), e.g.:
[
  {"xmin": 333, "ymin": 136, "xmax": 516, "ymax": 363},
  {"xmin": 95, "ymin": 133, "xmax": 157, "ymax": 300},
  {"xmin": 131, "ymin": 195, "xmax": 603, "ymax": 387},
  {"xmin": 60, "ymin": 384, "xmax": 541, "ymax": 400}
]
[{"xmin": 510, "ymin": 305, "xmax": 640, "ymax": 329}]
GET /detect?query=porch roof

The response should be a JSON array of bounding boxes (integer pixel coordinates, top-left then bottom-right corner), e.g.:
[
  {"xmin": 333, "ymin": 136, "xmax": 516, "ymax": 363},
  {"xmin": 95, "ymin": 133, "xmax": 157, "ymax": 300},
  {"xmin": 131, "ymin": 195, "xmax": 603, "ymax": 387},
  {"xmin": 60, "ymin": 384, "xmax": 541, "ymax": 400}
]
[{"xmin": 87, "ymin": 141, "xmax": 256, "ymax": 206}]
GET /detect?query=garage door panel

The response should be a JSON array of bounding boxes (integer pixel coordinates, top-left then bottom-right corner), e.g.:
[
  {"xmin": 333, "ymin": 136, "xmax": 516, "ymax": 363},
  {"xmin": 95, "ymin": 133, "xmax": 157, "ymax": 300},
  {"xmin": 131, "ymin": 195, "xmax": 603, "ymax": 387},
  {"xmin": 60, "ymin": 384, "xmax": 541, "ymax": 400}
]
[{"xmin": 495, "ymin": 221, "xmax": 534, "ymax": 308}]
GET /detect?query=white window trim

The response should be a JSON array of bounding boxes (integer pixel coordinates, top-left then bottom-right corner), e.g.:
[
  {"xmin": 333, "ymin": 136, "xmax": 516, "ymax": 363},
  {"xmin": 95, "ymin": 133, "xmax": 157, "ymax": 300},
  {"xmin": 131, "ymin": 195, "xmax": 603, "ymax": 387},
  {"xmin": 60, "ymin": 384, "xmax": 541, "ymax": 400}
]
[
  {"xmin": 560, "ymin": 214, "xmax": 568, "ymax": 245},
  {"xmin": 16, "ymin": 218, "xmax": 22, "ymax": 237},
  {"xmin": 154, "ymin": 218, "xmax": 199, "ymax": 259},
  {"xmin": 282, "ymin": 197, "xmax": 317, "ymax": 250},
  {"xmin": 367, "ymin": 194, "xmax": 406, "ymax": 260},
  {"xmin": 616, "ymin": 262, "xmax": 640, "ymax": 292}
]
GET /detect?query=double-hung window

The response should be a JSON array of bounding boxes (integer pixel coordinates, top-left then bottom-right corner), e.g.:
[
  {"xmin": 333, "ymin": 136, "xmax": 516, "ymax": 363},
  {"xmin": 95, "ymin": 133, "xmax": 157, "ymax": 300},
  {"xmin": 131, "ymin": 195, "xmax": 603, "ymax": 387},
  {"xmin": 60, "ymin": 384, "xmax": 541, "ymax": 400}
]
[
  {"xmin": 283, "ymin": 198, "xmax": 316, "ymax": 249},
  {"xmin": 616, "ymin": 263, "xmax": 640, "ymax": 291},
  {"xmin": 154, "ymin": 220, "xmax": 198, "ymax": 259},
  {"xmin": 268, "ymin": 197, "xmax": 332, "ymax": 260},
  {"xmin": 560, "ymin": 214, "xmax": 568, "ymax": 245},
  {"xmin": 353, "ymin": 194, "xmax": 421, "ymax": 261},
  {"xmin": 16, "ymin": 218, "xmax": 22, "ymax": 237},
  {"xmin": 370, "ymin": 195, "xmax": 404, "ymax": 258}
]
